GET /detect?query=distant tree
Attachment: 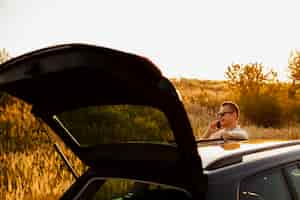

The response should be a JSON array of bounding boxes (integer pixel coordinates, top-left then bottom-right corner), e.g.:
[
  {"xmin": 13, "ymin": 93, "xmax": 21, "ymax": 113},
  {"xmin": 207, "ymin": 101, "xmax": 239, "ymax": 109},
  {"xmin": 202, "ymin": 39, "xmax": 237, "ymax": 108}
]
[
  {"xmin": 288, "ymin": 50, "xmax": 300, "ymax": 82},
  {"xmin": 225, "ymin": 62, "xmax": 278, "ymax": 97},
  {"xmin": 288, "ymin": 50, "xmax": 300, "ymax": 98},
  {"xmin": 0, "ymin": 48, "xmax": 10, "ymax": 64}
]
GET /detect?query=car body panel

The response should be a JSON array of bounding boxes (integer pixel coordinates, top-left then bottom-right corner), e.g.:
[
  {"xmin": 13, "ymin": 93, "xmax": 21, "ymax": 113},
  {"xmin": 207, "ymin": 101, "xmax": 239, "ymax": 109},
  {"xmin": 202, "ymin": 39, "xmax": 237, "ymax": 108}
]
[
  {"xmin": 198, "ymin": 139, "xmax": 297, "ymax": 169},
  {"xmin": 202, "ymin": 140, "xmax": 300, "ymax": 200}
]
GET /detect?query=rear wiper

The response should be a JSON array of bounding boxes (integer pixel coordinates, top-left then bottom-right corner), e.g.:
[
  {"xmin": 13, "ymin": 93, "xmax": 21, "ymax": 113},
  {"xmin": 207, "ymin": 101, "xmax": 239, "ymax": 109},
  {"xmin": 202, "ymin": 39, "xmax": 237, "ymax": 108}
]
[{"xmin": 54, "ymin": 143, "xmax": 78, "ymax": 180}]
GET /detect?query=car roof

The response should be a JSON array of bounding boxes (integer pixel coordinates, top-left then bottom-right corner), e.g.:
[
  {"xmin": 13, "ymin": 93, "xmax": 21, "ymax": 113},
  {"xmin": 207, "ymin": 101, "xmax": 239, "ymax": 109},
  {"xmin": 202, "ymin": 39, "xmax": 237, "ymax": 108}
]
[{"xmin": 197, "ymin": 139, "xmax": 300, "ymax": 170}]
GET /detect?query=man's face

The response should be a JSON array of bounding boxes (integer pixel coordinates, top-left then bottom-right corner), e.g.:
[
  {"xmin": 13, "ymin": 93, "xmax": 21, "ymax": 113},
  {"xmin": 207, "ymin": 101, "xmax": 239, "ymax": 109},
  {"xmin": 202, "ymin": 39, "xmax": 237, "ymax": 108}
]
[{"xmin": 217, "ymin": 105, "xmax": 237, "ymax": 128}]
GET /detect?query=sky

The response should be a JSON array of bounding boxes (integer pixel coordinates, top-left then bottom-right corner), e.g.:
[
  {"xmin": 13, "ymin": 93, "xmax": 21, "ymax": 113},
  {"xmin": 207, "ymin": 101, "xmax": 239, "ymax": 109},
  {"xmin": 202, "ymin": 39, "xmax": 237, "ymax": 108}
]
[{"xmin": 1, "ymin": 0, "xmax": 300, "ymax": 81}]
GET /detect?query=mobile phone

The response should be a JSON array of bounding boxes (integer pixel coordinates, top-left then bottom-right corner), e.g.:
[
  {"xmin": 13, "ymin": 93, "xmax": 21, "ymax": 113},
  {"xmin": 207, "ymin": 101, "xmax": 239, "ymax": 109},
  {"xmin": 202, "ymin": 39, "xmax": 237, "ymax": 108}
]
[{"xmin": 216, "ymin": 121, "xmax": 221, "ymax": 129}]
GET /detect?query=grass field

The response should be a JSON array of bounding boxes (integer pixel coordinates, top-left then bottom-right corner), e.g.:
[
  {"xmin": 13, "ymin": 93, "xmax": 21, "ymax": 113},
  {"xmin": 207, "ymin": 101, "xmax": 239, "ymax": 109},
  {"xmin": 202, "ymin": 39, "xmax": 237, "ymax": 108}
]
[{"xmin": 1, "ymin": 79, "xmax": 300, "ymax": 199}]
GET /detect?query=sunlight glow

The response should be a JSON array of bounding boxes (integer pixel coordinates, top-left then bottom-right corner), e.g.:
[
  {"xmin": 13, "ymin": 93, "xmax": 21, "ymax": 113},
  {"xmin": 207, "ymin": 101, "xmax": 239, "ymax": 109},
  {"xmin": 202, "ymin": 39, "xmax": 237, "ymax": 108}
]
[{"xmin": 1, "ymin": 0, "xmax": 300, "ymax": 81}]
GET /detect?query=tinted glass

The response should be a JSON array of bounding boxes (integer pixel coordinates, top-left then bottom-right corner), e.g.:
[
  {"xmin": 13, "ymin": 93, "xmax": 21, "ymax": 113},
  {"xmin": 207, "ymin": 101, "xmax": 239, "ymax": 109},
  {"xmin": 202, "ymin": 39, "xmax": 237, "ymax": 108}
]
[
  {"xmin": 78, "ymin": 178, "xmax": 191, "ymax": 200},
  {"xmin": 285, "ymin": 165, "xmax": 300, "ymax": 200},
  {"xmin": 55, "ymin": 105, "xmax": 174, "ymax": 146},
  {"xmin": 240, "ymin": 169, "xmax": 291, "ymax": 200}
]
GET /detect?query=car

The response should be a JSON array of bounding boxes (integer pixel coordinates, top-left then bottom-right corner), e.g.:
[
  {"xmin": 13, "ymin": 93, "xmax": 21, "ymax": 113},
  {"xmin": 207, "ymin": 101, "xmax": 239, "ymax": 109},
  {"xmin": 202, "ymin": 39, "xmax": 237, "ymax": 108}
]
[
  {"xmin": 198, "ymin": 139, "xmax": 300, "ymax": 200},
  {"xmin": 0, "ymin": 43, "xmax": 300, "ymax": 200}
]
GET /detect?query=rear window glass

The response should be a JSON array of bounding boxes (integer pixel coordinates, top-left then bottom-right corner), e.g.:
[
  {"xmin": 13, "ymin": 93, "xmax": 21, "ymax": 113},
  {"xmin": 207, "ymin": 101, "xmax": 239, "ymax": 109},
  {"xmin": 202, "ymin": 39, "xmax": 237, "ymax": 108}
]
[{"xmin": 55, "ymin": 105, "xmax": 174, "ymax": 146}]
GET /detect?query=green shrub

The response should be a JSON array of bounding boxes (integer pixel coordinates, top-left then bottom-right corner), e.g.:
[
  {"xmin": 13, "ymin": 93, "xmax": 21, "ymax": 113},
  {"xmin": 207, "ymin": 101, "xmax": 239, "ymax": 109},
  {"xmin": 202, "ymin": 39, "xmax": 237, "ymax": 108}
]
[
  {"xmin": 57, "ymin": 105, "xmax": 174, "ymax": 145},
  {"xmin": 240, "ymin": 94, "xmax": 282, "ymax": 127}
]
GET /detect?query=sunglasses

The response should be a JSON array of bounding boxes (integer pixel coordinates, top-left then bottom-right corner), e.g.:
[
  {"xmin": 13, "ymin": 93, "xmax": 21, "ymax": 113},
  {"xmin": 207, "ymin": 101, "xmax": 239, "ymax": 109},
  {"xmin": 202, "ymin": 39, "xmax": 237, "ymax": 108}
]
[{"xmin": 217, "ymin": 111, "xmax": 234, "ymax": 117}]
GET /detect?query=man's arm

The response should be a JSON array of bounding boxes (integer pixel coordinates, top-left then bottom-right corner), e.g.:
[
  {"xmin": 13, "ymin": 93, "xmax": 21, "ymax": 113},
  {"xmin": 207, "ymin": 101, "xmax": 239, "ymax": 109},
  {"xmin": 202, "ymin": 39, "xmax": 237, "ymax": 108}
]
[
  {"xmin": 202, "ymin": 120, "xmax": 221, "ymax": 139},
  {"xmin": 202, "ymin": 127, "xmax": 215, "ymax": 139}
]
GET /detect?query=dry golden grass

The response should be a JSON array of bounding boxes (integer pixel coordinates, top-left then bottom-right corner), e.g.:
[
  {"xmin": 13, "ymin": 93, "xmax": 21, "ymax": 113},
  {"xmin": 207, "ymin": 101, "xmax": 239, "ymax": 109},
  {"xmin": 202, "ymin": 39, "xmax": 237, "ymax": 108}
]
[
  {"xmin": 244, "ymin": 125, "xmax": 300, "ymax": 140},
  {"xmin": 171, "ymin": 79, "xmax": 231, "ymax": 105},
  {"xmin": 0, "ymin": 96, "xmax": 86, "ymax": 200},
  {"xmin": 0, "ymin": 146, "xmax": 75, "ymax": 200}
]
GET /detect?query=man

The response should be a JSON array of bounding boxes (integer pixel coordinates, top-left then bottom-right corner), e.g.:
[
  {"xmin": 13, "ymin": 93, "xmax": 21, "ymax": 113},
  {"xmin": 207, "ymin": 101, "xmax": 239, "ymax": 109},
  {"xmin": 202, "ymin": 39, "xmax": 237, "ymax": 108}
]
[{"xmin": 202, "ymin": 101, "xmax": 248, "ymax": 140}]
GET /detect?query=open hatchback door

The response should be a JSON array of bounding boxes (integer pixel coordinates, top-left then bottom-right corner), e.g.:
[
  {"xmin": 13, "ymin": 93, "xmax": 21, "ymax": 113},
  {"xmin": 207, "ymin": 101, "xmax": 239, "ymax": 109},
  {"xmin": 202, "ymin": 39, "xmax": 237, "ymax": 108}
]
[{"xmin": 0, "ymin": 44, "xmax": 205, "ymax": 199}]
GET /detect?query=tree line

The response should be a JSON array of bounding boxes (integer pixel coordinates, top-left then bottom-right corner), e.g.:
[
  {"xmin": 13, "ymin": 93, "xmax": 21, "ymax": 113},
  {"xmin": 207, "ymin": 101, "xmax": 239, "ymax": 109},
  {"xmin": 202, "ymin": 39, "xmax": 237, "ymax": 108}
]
[{"xmin": 225, "ymin": 50, "xmax": 300, "ymax": 127}]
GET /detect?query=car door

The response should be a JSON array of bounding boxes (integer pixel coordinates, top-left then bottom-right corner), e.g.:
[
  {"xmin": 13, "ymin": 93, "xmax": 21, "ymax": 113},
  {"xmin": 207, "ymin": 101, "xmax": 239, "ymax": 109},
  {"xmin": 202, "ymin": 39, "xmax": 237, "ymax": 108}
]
[{"xmin": 0, "ymin": 44, "xmax": 206, "ymax": 199}]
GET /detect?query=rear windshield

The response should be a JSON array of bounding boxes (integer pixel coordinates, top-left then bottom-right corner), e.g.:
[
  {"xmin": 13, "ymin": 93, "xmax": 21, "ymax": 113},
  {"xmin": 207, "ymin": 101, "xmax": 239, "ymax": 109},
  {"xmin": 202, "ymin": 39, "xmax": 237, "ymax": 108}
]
[{"xmin": 55, "ymin": 105, "xmax": 175, "ymax": 146}]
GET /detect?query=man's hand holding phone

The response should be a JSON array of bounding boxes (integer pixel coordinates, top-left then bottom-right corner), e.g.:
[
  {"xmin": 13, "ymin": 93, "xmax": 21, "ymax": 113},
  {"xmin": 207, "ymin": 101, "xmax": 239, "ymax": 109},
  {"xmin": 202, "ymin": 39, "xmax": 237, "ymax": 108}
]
[
  {"xmin": 202, "ymin": 120, "xmax": 222, "ymax": 139},
  {"xmin": 216, "ymin": 120, "xmax": 221, "ymax": 129},
  {"xmin": 208, "ymin": 120, "xmax": 221, "ymax": 132}
]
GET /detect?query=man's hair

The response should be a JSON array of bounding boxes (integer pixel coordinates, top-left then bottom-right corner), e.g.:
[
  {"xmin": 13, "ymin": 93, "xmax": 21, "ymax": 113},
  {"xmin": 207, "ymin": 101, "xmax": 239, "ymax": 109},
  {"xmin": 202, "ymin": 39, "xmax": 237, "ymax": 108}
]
[{"xmin": 222, "ymin": 101, "xmax": 240, "ymax": 119}]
